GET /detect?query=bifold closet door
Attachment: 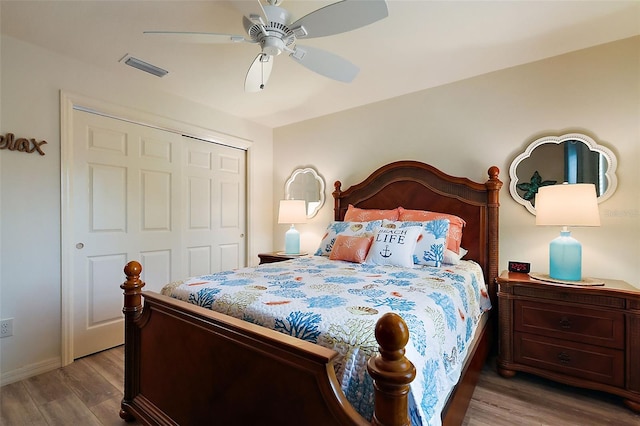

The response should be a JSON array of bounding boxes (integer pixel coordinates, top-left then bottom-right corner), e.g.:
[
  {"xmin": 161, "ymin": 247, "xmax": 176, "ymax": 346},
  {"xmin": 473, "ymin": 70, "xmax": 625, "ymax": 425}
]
[{"xmin": 70, "ymin": 109, "xmax": 246, "ymax": 358}]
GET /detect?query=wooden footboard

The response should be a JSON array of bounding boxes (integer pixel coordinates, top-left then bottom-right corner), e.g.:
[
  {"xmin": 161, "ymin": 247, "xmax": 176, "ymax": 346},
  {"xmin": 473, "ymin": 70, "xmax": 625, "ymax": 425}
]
[{"xmin": 120, "ymin": 261, "xmax": 416, "ymax": 426}]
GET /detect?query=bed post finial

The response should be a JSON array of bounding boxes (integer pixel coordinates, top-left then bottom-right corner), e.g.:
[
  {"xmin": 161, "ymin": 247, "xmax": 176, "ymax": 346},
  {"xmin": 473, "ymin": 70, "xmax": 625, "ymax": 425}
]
[
  {"xmin": 488, "ymin": 166, "xmax": 500, "ymax": 182},
  {"xmin": 121, "ymin": 261, "xmax": 145, "ymax": 313},
  {"xmin": 367, "ymin": 312, "xmax": 416, "ymax": 426}
]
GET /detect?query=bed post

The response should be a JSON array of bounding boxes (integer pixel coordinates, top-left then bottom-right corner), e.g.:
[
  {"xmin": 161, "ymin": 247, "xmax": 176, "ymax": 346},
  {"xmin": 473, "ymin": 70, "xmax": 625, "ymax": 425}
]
[
  {"xmin": 367, "ymin": 313, "xmax": 416, "ymax": 426},
  {"xmin": 119, "ymin": 261, "xmax": 145, "ymax": 421},
  {"xmin": 485, "ymin": 166, "xmax": 502, "ymax": 308},
  {"xmin": 333, "ymin": 180, "xmax": 344, "ymax": 221}
]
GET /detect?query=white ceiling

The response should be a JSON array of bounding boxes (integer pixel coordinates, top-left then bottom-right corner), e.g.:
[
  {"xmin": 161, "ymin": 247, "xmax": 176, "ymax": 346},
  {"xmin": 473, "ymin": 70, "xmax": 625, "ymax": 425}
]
[{"xmin": 2, "ymin": 1, "xmax": 639, "ymax": 128}]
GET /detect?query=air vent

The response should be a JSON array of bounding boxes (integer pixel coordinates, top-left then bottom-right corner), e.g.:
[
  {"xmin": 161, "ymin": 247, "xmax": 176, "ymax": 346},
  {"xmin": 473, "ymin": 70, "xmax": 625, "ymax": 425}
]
[{"xmin": 120, "ymin": 55, "xmax": 168, "ymax": 77}]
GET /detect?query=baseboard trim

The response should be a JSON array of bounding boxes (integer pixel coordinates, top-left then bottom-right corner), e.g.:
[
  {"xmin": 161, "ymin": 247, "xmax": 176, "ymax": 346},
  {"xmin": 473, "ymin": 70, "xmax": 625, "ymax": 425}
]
[{"xmin": 1, "ymin": 357, "xmax": 61, "ymax": 386}]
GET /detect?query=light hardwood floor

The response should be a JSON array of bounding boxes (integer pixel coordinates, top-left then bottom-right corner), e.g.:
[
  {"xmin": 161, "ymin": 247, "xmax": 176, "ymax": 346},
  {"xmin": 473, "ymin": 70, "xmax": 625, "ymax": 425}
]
[{"xmin": 2, "ymin": 346, "xmax": 639, "ymax": 425}]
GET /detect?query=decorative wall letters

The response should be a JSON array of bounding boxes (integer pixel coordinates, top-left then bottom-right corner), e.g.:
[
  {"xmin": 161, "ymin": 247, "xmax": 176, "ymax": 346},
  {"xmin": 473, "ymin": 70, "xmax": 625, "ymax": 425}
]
[{"xmin": 0, "ymin": 133, "xmax": 47, "ymax": 156}]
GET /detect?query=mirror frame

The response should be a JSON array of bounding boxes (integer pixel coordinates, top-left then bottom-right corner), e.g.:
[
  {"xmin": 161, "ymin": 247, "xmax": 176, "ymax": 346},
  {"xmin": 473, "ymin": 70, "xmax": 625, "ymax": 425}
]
[
  {"xmin": 509, "ymin": 133, "xmax": 618, "ymax": 215},
  {"xmin": 285, "ymin": 167, "xmax": 325, "ymax": 219}
]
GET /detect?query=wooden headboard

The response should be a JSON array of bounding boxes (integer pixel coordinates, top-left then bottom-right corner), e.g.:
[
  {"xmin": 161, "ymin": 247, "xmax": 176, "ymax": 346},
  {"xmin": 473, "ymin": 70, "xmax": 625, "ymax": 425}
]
[{"xmin": 332, "ymin": 160, "xmax": 502, "ymax": 306}]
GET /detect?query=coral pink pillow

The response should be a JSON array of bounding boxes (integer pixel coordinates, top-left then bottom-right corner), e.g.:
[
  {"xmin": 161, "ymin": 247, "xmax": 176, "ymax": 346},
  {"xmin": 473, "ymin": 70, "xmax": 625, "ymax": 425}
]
[
  {"xmin": 344, "ymin": 204, "xmax": 399, "ymax": 222},
  {"xmin": 397, "ymin": 207, "xmax": 466, "ymax": 254},
  {"xmin": 329, "ymin": 235, "xmax": 374, "ymax": 263}
]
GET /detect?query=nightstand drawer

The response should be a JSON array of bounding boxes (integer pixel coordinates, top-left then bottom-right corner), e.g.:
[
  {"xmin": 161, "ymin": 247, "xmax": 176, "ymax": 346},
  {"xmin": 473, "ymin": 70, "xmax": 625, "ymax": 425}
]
[
  {"xmin": 514, "ymin": 300, "xmax": 624, "ymax": 349},
  {"xmin": 514, "ymin": 332, "xmax": 624, "ymax": 387}
]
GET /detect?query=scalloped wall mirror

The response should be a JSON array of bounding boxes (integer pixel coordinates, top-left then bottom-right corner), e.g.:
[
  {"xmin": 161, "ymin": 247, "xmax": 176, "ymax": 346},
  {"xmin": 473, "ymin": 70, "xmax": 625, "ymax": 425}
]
[
  {"xmin": 509, "ymin": 133, "xmax": 617, "ymax": 215},
  {"xmin": 285, "ymin": 167, "xmax": 325, "ymax": 219}
]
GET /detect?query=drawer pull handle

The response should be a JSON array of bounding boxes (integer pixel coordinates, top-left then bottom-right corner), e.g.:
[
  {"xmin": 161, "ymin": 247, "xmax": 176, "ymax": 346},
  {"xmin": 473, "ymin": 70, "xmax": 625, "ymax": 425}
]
[
  {"xmin": 559, "ymin": 317, "xmax": 572, "ymax": 329},
  {"xmin": 557, "ymin": 352, "xmax": 571, "ymax": 364}
]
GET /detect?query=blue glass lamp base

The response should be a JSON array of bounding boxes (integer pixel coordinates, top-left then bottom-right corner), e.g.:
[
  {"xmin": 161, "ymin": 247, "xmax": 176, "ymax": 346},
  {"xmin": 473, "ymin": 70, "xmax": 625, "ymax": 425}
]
[
  {"xmin": 284, "ymin": 225, "xmax": 300, "ymax": 255},
  {"xmin": 549, "ymin": 230, "xmax": 582, "ymax": 281}
]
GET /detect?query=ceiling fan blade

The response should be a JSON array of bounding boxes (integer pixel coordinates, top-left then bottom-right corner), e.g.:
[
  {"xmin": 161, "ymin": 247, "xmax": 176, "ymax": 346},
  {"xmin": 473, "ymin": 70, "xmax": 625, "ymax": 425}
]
[
  {"xmin": 245, "ymin": 53, "xmax": 273, "ymax": 92},
  {"xmin": 232, "ymin": 0, "xmax": 269, "ymax": 26},
  {"xmin": 289, "ymin": 0, "xmax": 388, "ymax": 39},
  {"xmin": 143, "ymin": 31, "xmax": 254, "ymax": 44},
  {"xmin": 289, "ymin": 45, "xmax": 358, "ymax": 83}
]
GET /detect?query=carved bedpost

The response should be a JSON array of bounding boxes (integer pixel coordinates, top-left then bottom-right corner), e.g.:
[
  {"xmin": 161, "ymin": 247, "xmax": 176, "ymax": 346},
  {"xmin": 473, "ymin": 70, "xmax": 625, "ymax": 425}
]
[
  {"xmin": 367, "ymin": 313, "xmax": 416, "ymax": 426},
  {"xmin": 119, "ymin": 261, "xmax": 145, "ymax": 421},
  {"xmin": 333, "ymin": 180, "xmax": 343, "ymax": 221},
  {"xmin": 485, "ymin": 166, "xmax": 502, "ymax": 309}
]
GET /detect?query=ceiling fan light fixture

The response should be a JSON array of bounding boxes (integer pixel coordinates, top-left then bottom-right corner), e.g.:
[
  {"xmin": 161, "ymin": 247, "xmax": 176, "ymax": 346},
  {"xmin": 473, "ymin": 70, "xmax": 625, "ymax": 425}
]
[
  {"xmin": 121, "ymin": 55, "xmax": 168, "ymax": 78},
  {"xmin": 262, "ymin": 37, "xmax": 285, "ymax": 56}
]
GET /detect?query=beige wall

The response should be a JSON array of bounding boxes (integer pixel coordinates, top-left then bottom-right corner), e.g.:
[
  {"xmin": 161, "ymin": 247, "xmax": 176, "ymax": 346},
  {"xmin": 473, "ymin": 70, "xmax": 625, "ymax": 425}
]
[
  {"xmin": 273, "ymin": 36, "xmax": 640, "ymax": 289},
  {"xmin": 0, "ymin": 35, "xmax": 274, "ymax": 383}
]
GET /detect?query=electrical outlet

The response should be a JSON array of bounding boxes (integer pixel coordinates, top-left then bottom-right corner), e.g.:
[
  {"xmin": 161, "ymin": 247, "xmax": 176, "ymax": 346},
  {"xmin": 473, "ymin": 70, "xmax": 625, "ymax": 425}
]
[{"xmin": 1, "ymin": 318, "xmax": 14, "ymax": 337}]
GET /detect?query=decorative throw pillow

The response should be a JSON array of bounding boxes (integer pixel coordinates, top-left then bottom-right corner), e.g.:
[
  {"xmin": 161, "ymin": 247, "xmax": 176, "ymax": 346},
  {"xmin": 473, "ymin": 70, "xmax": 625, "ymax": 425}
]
[
  {"xmin": 397, "ymin": 207, "xmax": 466, "ymax": 254},
  {"xmin": 365, "ymin": 225, "xmax": 422, "ymax": 268},
  {"xmin": 444, "ymin": 247, "xmax": 468, "ymax": 265},
  {"xmin": 314, "ymin": 220, "xmax": 382, "ymax": 256},
  {"xmin": 383, "ymin": 220, "xmax": 449, "ymax": 267},
  {"xmin": 329, "ymin": 235, "xmax": 373, "ymax": 263},
  {"xmin": 344, "ymin": 204, "xmax": 399, "ymax": 222}
]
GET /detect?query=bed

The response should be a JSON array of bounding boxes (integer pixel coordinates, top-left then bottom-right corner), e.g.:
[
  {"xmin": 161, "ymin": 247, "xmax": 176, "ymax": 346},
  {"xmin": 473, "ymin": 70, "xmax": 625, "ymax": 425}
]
[{"xmin": 119, "ymin": 160, "xmax": 502, "ymax": 425}]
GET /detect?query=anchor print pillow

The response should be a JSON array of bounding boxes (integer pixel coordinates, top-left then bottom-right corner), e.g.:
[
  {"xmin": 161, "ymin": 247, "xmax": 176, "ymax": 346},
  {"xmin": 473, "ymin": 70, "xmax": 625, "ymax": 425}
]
[
  {"xmin": 388, "ymin": 220, "xmax": 450, "ymax": 267},
  {"xmin": 314, "ymin": 220, "xmax": 382, "ymax": 256},
  {"xmin": 365, "ymin": 224, "xmax": 422, "ymax": 268}
]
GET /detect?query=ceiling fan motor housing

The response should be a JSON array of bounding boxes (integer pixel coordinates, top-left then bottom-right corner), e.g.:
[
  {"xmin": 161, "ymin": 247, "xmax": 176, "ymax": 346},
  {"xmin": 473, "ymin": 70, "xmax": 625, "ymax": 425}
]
[{"xmin": 246, "ymin": 6, "xmax": 295, "ymax": 56}]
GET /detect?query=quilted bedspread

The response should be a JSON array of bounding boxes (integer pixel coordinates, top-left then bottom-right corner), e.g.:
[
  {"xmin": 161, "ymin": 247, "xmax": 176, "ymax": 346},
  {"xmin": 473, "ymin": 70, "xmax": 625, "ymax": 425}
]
[{"xmin": 161, "ymin": 255, "xmax": 491, "ymax": 426}]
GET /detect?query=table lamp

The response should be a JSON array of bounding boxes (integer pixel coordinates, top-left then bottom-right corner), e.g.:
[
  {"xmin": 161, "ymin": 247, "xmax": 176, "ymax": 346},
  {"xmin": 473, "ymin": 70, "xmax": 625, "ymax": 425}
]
[
  {"xmin": 278, "ymin": 200, "xmax": 307, "ymax": 254},
  {"xmin": 535, "ymin": 183, "xmax": 600, "ymax": 281}
]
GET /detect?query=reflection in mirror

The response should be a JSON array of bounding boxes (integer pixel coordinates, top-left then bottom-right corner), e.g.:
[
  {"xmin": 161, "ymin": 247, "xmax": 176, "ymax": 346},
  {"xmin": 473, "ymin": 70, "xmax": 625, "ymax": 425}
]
[
  {"xmin": 285, "ymin": 167, "xmax": 325, "ymax": 218},
  {"xmin": 509, "ymin": 133, "xmax": 617, "ymax": 215}
]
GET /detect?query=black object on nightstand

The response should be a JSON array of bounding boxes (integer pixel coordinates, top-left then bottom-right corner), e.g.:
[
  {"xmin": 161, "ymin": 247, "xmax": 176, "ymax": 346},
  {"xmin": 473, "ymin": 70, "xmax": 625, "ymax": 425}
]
[
  {"xmin": 258, "ymin": 252, "xmax": 304, "ymax": 264},
  {"xmin": 508, "ymin": 261, "xmax": 530, "ymax": 273}
]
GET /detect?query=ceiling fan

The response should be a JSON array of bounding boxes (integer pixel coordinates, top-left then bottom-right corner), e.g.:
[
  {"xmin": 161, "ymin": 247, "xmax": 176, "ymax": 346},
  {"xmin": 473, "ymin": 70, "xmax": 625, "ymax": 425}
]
[{"xmin": 144, "ymin": 0, "xmax": 388, "ymax": 92}]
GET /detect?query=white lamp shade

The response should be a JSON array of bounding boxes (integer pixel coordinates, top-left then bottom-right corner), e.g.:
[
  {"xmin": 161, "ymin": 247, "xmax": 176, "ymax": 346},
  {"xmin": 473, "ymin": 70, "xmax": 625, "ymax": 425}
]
[
  {"xmin": 535, "ymin": 184, "xmax": 600, "ymax": 227},
  {"xmin": 278, "ymin": 200, "xmax": 307, "ymax": 224}
]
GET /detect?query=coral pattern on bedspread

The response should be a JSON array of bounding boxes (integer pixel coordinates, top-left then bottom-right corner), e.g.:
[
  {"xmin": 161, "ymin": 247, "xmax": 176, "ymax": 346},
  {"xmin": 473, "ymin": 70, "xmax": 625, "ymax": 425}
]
[{"xmin": 161, "ymin": 256, "xmax": 491, "ymax": 426}]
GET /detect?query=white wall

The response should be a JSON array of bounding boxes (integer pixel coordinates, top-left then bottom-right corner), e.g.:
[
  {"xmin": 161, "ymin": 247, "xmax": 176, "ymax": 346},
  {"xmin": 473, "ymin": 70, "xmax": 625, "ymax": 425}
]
[
  {"xmin": 273, "ymin": 37, "xmax": 640, "ymax": 289},
  {"xmin": 0, "ymin": 35, "xmax": 274, "ymax": 384}
]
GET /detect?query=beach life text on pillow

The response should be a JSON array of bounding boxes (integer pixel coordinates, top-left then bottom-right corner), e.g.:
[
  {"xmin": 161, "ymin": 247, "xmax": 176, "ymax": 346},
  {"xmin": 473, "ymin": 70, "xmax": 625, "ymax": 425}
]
[{"xmin": 365, "ymin": 225, "xmax": 422, "ymax": 268}]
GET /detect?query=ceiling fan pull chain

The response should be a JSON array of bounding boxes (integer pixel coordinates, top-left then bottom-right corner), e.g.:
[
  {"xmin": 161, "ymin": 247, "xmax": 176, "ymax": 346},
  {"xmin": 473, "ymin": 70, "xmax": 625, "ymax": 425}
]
[{"xmin": 259, "ymin": 53, "xmax": 268, "ymax": 90}]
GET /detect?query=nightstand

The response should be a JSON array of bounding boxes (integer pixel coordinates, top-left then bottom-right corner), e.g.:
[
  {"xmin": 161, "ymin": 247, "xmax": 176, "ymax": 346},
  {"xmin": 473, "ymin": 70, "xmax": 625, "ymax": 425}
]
[
  {"xmin": 258, "ymin": 252, "xmax": 306, "ymax": 264},
  {"xmin": 497, "ymin": 271, "xmax": 640, "ymax": 412}
]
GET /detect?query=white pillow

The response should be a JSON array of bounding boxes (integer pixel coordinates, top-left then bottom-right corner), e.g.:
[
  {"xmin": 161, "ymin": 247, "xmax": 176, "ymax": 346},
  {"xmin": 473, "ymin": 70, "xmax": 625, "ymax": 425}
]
[
  {"xmin": 365, "ymin": 225, "xmax": 422, "ymax": 268},
  {"xmin": 444, "ymin": 247, "xmax": 468, "ymax": 265},
  {"xmin": 383, "ymin": 220, "xmax": 449, "ymax": 267},
  {"xmin": 314, "ymin": 220, "xmax": 382, "ymax": 256}
]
